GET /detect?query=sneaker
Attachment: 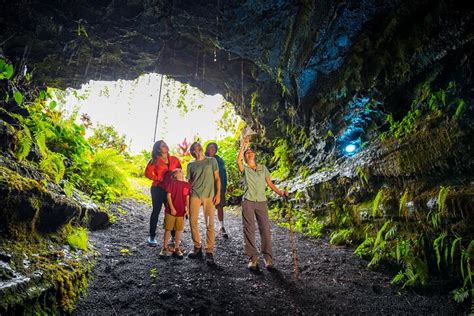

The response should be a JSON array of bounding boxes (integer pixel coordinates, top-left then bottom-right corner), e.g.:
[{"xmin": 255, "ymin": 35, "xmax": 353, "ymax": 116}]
[
  {"xmin": 264, "ymin": 257, "xmax": 275, "ymax": 270},
  {"xmin": 206, "ymin": 252, "xmax": 216, "ymax": 266},
  {"xmin": 188, "ymin": 247, "xmax": 202, "ymax": 259},
  {"xmin": 174, "ymin": 248, "xmax": 184, "ymax": 260},
  {"xmin": 159, "ymin": 247, "xmax": 172, "ymax": 259},
  {"xmin": 148, "ymin": 237, "xmax": 158, "ymax": 247},
  {"xmin": 248, "ymin": 258, "xmax": 259, "ymax": 271},
  {"xmin": 220, "ymin": 227, "xmax": 229, "ymax": 239}
]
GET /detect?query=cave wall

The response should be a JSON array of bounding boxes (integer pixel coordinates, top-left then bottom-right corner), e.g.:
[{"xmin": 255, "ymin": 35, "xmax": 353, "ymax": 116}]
[{"xmin": 1, "ymin": 0, "xmax": 474, "ymax": 304}]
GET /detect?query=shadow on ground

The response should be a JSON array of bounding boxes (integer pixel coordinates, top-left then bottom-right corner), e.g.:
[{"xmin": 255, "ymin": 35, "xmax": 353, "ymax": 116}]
[{"xmin": 74, "ymin": 198, "xmax": 463, "ymax": 314}]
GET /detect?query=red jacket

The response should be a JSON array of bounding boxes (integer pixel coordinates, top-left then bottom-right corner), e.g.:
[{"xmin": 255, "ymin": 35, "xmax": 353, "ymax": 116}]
[{"xmin": 145, "ymin": 155, "xmax": 182, "ymax": 189}]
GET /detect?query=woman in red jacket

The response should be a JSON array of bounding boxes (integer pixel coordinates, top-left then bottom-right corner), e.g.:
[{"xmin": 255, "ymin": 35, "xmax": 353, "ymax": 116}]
[{"xmin": 145, "ymin": 140, "xmax": 182, "ymax": 246}]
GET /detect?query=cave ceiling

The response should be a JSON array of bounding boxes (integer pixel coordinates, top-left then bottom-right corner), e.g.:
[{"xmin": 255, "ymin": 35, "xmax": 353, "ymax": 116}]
[{"xmin": 0, "ymin": 0, "xmax": 472, "ymax": 132}]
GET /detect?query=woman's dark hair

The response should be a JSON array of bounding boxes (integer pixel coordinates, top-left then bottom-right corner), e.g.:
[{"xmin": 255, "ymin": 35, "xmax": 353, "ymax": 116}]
[
  {"xmin": 205, "ymin": 142, "xmax": 218, "ymax": 156},
  {"xmin": 151, "ymin": 140, "xmax": 167, "ymax": 163}
]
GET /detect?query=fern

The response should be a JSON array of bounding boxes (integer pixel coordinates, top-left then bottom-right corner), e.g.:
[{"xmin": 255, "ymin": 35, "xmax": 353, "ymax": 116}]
[
  {"xmin": 395, "ymin": 239, "xmax": 408, "ymax": 263},
  {"xmin": 384, "ymin": 224, "xmax": 397, "ymax": 240},
  {"xmin": 452, "ymin": 287, "xmax": 470, "ymax": 303},
  {"xmin": 433, "ymin": 232, "xmax": 448, "ymax": 271},
  {"xmin": 15, "ymin": 126, "xmax": 33, "ymax": 161},
  {"xmin": 399, "ymin": 190, "xmax": 408, "ymax": 218},
  {"xmin": 372, "ymin": 220, "xmax": 392, "ymax": 254},
  {"xmin": 391, "ymin": 270, "xmax": 405, "ymax": 285},
  {"xmin": 437, "ymin": 186, "xmax": 450, "ymax": 213},
  {"xmin": 354, "ymin": 236, "xmax": 374, "ymax": 258},
  {"xmin": 450, "ymin": 236, "xmax": 462, "ymax": 264},
  {"xmin": 372, "ymin": 189, "xmax": 383, "ymax": 217},
  {"xmin": 40, "ymin": 152, "xmax": 66, "ymax": 183},
  {"xmin": 329, "ymin": 229, "xmax": 352, "ymax": 245}
]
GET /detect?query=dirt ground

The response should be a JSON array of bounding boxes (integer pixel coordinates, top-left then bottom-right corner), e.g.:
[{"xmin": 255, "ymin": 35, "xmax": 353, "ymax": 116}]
[{"xmin": 74, "ymin": 198, "xmax": 465, "ymax": 315}]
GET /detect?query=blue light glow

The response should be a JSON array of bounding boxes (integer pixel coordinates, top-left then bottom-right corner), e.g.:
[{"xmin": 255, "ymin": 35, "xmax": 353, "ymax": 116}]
[{"xmin": 345, "ymin": 144, "xmax": 356, "ymax": 153}]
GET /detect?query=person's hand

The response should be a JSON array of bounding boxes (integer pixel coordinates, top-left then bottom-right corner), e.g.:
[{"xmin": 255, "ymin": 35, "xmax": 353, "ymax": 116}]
[
  {"xmin": 213, "ymin": 194, "xmax": 221, "ymax": 206},
  {"xmin": 278, "ymin": 188, "xmax": 289, "ymax": 198},
  {"xmin": 171, "ymin": 208, "xmax": 177, "ymax": 216}
]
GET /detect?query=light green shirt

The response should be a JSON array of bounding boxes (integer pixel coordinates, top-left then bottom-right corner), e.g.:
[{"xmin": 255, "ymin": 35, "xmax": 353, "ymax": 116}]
[
  {"xmin": 242, "ymin": 164, "xmax": 270, "ymax": 202},
  {"xmin": 187, "ymin": 157, "xmax": 218, "ymax": 199}
]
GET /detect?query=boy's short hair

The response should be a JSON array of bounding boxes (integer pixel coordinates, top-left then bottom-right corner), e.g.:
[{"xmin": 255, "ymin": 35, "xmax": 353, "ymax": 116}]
[
  {"xmin": 171, "ymin": 168, "xmax": 182, "ymax": 179},
  {"xmin": 189, "ymin": 142, "xmax": 201, "ymax": 158}
]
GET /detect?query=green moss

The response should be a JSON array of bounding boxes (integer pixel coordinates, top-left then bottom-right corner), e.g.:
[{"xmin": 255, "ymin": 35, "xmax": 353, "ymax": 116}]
[
  {"xmin": 29, "ymin": 196, "xmax": 42, "ymax": 232},
  {"xmin": 2, "ymin": 224, "xmax": 94, "ymax": 313},
  {"xmin": 298, "ymin": 165, "xmax": 311, "ymax": 180},
  {"xmin": 0, "ymin": 166, "xmax": 45, "ymax": 192}
]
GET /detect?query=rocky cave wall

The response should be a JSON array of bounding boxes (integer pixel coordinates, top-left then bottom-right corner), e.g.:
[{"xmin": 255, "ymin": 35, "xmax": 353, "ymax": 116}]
[{"xmin": 1, "ymin": 0, "xmax": 474, "ymax": 311}]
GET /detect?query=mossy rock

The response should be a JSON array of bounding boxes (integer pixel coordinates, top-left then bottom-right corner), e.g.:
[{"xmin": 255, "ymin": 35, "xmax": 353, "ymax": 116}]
[{"xmin": 0, "ymin": 225, "xmax": 95, "ymax": 314}]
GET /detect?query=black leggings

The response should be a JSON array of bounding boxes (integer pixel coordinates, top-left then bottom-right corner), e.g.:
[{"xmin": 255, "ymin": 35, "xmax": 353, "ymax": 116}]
[{"xmin": 150, "ymin": 186, "xmax": 167, "ymax": 238}]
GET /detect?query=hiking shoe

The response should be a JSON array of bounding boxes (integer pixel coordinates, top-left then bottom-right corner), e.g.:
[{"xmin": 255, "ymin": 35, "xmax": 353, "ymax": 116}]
[
  {"xmin": 264, "ymin": 257, "xmax": 275, "ymax": 270},
  {"xmin": 248, "ymin": 258, "xmax": 259, "ymax": 271},
  {"xmin": 174, "ymin": 248, "xmax": 184, "ymax": 260},
  {"xmin": 206, "ymin": 252, "xmax": 216, "ymax": 266},
  {"xmin": 220, "ymin": 227, "xmax": 229, "ymax": 239},
  {"xmin": 188, "ymin": 247, "xmax": 202, "ymax": 259},
  {"xmin": 159, "ymin": 247, "xmax": 172, "ymax": 259},
  {"xmin": 148, "ymin": 237, "xmax": 158, "ymax": 247}
]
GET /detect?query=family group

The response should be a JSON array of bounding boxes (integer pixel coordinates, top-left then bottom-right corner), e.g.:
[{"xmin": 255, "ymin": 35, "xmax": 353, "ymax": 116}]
[{"xmin": 144, "ymin": 134, "xmax": 287, "ymax": 270}]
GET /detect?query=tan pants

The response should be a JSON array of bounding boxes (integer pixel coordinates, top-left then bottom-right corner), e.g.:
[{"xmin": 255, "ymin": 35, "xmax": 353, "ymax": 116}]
[{"xmin": 189, "ymin": 197, "xmax": 216, "ymax": 253}]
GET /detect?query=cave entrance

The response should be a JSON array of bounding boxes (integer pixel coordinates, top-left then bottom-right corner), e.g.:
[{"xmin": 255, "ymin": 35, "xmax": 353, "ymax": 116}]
[{"xmin": 58, "ymin": 73, "xmax": 242, "ymax": 155}]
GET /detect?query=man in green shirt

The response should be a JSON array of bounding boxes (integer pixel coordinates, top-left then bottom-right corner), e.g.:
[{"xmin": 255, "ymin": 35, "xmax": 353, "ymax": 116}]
[
  {"xmin": 237, "ymin": 135, "xmax": 288, "ymax": 271},
  {"xmin": 187, "ymin": 142, "xmax": 221, "ymax": 266}
]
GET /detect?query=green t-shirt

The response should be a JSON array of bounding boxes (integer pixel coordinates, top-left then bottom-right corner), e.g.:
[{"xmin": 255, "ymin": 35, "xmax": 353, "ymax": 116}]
[
  {"xmin": 242, "ymin": 164, "xmax": 270, "ymax": 202},
  {"xmin": 187, "ymin": 157, "xmax": 218, "ymax": 198}
]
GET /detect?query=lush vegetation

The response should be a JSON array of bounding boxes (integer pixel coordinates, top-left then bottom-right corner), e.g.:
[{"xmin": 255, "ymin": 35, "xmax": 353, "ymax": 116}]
[
  {"xmin": 266, "ymin": 81, "xmax": 473, "ymax": 306},
  {"xmin": 1, "ymin": 58, "xmax": 148, "ymax": 205},
  {"xmin": 382, "ymin": 81, "xmax": 466, "ymax": 141}
]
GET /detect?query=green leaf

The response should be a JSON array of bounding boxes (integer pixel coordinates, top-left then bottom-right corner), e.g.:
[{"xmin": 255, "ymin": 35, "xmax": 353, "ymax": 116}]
[
  {"xmin": 39, "ymin": 90, "xmax": 46, "ymax": 100},
  {"xmin": 450, "ymin": 236, "xmax": 462, "ymax": 264},
  {"xmin": 0, "ymin": 59, "xmax": 14, "ymax": 80},
  {"xmin": 14, "ymin": 91, "xmax": 23, "ymax": 106},
  {"xmin": 49, "ymin": 100, "xmax": 57, "ymax": 109},
  {"xmin": 4, "ymin": 64, "xmax": 14, "ymax": 79}
]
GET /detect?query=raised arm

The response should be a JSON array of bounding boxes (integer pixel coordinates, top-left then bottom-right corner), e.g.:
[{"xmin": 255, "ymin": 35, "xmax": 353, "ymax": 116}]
[
  {"xmin": 237, "ymin": 136, "xmax": 249, "ymax": 172},
  {"xmin": 265, "ymin": 176, "xmax": 288, "ymax": 197}
]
